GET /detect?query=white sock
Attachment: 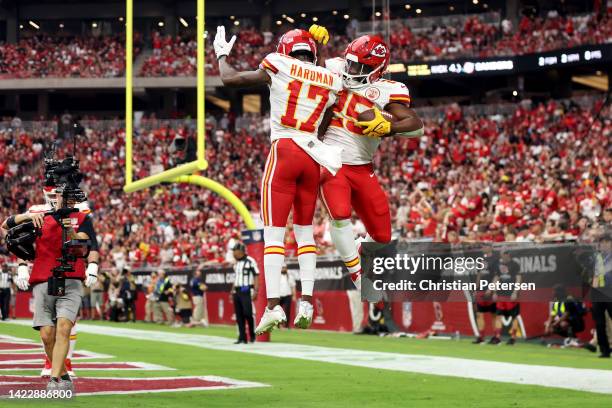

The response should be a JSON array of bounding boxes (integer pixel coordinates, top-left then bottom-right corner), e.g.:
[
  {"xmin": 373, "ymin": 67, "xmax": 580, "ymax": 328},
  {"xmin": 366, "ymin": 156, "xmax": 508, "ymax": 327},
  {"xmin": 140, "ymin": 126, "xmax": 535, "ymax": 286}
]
[
  {"xmin": 263, "ymin": 226, "xmax": 285, "ymax": 299},
  {"xmin": 330, "ymin": 219, "xmax": 361, "ymax": 281},
  {"xmin": 294, "ymin": 224, "xmax": 316, "ymax": 297},
  {"xmin": 68, "ymin": 324, "xmax": 77, "ymax": 359}
]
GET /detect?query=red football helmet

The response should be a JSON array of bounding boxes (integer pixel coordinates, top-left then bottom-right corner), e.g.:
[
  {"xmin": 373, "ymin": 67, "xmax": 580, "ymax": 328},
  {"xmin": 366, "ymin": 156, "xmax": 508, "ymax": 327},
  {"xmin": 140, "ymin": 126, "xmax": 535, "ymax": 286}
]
[
  {"xmin": 342, "ymin": 35, "xmax": 390, "ymax": 89},
  {"xmin": 277, "ymin": 29, "xmax": 318, "ymax": 64}
]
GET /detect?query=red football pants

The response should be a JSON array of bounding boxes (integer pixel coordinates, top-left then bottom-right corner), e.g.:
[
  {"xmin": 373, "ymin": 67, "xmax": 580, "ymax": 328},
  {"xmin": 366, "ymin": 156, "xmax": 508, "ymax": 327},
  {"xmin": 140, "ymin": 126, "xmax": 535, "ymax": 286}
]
[
  {"xmin": 260, "ymin": 138, "xmax": 320, "ymax": 227},
  {"xmin": 319, "ymin": 163, "xmax": 391, "ymax": 243}
]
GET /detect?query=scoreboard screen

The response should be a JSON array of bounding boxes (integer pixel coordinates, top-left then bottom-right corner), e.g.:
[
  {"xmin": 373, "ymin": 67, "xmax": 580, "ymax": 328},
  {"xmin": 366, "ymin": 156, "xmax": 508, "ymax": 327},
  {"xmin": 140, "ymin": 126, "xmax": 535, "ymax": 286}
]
[{"xmin": 402, "ymin": 43, "xmax": 611, "ymax": 78}]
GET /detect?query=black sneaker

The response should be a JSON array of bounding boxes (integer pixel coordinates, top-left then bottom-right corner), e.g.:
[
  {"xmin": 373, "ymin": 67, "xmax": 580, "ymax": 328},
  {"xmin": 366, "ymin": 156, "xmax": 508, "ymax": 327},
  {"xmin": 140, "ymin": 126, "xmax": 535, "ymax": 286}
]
[
  {"xmin": 507, "ymin": 338, "xmax": 516, "ymax": 346},
  {"xmin": 583, "ymin": 344, "xmax": 597, "ymax": 352},
  {"xmin": 598, "ymin": 353, "xmax": 610, "ymax": 358},
  {"xmin": 488, "ymin": 337, "xmax": 501, "ymax": 345},
  {"xmin": 472, "ymin": 336, "xmax": 484, "ymax": 344},
  {"xmin": 233, "ymin": 340, "xmax": 246, "ymax": 344}
]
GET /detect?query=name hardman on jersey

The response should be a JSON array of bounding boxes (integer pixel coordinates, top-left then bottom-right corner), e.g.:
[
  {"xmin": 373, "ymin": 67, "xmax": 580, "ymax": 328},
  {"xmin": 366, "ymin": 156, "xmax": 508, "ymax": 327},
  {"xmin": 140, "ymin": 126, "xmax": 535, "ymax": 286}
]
[
  {"xmin": 323, "ymin": 57, "xmax": 412, "ymax": 165},
  {"xmin": 259, "ymin": 53, "xmax": 343, "ymax": 142}
]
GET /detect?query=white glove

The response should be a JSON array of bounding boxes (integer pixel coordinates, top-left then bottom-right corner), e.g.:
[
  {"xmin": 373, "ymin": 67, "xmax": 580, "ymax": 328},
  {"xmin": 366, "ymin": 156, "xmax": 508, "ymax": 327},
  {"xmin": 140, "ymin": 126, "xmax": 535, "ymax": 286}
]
[
  {"xmin": 84, "ymin": 263, "xmax": 99, "ymax": 288},
  {"xmin": 213, "ymin": 25, "xmax": 236, "ymax": 59},
  {"xmin": 15, "ymin": 264, "xmax": 30, "ymax": 291}
]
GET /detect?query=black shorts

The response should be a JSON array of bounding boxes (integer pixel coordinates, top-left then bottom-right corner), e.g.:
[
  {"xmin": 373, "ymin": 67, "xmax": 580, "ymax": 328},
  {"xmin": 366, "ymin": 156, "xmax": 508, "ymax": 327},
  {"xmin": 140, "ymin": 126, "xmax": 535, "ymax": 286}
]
[
  {"xmin": 179, "ymin": 309, "xmax": 192, "ymax": 323},
  {"xmin": 476, "ymin": 302, "xmax": 496, "ymax": 313},
  {"xmin": 496, "ymin": 303, "xmax": 520, "ymax": 318}
]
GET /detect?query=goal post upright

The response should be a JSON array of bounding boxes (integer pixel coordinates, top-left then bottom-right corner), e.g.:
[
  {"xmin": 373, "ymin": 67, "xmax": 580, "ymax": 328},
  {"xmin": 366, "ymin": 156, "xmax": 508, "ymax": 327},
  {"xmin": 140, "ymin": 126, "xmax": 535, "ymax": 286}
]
[
  {"xmin": 123, "ymin": 0, "xmax": 207, "ymax": 194},
  {"xmin": 122, "ymin": 0, "xmax": 266, "ymax": 340}
]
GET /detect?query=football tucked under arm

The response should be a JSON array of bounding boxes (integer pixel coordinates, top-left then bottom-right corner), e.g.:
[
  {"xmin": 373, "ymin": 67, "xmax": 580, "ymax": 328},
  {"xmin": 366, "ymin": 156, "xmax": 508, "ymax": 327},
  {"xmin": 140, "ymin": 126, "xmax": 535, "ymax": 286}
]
[
  {"xmin": 357, "ymin": 107, "xmax": 423, "ymax": 138},
  {"xmin": 357, "ymin": 109, "xmax": 395, "ymax": 123}
]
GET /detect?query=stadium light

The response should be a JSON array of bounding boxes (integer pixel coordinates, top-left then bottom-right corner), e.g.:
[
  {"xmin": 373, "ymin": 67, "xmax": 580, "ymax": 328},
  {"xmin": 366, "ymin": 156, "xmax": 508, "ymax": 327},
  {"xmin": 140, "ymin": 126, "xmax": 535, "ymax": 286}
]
[
  {"xmin": 301, "ymin": 13, "xmax": 306, "ymax": 18},
  {"xmin": 286, "ymin": 16, "xmax": 295, "ymax": 23},
  {"xmin": 276, "ymin": 20, "xmax": 282, "ymax": 25},
  {"xmin": 19, "ymin": 24, "xmax": 23, "ymax": 29},
  {"xmin": 29, "ymin": 20, "xmax": 40, "ymax": 30},
  {"xmin": 158, "ymin": 21, "xmax": 165, "ymax": 27},
  {"xmin": 92, "ymin": 22, "xmax": 98, "ymax": 28},
  {"xmin": 282, "ymin": 14, "xmax": 287, "ymax": 18},
  {"xmin": 473, "ymin": 0, "xmax": 479, "ymax": 4},
  {"xmin": 483, "ymin": 3, "xmax": 488, "ymax": 8},
  {"xmin": 230, "ymin": 15, "xmax": 235, "ymax": 20},
  {"xmin": 332, "ymin": 10, "xmax": 338, "ymax": 15},
  {"xmin": 179, "ymin": 17, "xmax": 189, "ymax": 27},
  {"xmin": 512, "ymin": 90, "xmax": 518, "ymax": 96},
  {"xmin": 234, "ymin": 20, "xmax": 240, "ymax": 26},
  {"xmin": 405, "ymin": 4, "xmax": 411, "ymax": 10},
  {"xmin": 416, "ymin": 8, "xmax": 422, "ymax": 14},
  {"xmin": 59, "ymin": 23, "xmax": 64, "ymax": 28},
  {"xmin": 119, "ymin": 17, "xmax": 124, "ymax": 22},
  {"xmin": 343, "ymin": 14, "xmax": 349, "ymax": 19},
  {"xmin": 449, "ymin": 6, "xmax": 455, "ymax": 11},
  {"xmin": 375, "ymin": 11, "xmax": 381, "ymax": 17},
  {"xmin": 312, "ymin": 17, "xmax": 318, "ymax": 22}
]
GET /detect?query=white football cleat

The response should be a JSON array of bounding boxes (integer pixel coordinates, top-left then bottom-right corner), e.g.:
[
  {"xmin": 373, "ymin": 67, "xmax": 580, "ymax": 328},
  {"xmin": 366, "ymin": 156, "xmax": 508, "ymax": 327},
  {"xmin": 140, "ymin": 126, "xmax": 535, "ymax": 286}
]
[
  {"xmin": 294, "ymin": 300, "xmax": 314, "ymax": 329},
  {"xmin": 255, "ymin": 305, "xmax": 286, "ymax": 335}
]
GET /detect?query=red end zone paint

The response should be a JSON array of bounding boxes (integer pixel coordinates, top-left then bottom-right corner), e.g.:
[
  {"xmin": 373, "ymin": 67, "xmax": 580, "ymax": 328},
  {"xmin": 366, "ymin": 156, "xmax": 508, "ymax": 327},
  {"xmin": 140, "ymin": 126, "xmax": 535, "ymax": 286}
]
[
  {"xmin": 0, "ymin": 375, "xmax": 267, "ymax": 396},
  {"xmin": 0, "ymin": 342, "xmax": 40, "ymax": 351}
]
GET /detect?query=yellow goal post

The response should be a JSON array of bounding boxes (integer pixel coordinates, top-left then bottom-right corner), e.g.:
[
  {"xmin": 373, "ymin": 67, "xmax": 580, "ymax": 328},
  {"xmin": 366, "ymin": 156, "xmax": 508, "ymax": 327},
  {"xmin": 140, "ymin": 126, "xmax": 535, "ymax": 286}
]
[
  {"xmin": 122, "ymin": 0, "xmax": 255, "ymax": 230},
  {"xmin": 123, "ymin": 0, "xmax": 207, "ymax": 193}
]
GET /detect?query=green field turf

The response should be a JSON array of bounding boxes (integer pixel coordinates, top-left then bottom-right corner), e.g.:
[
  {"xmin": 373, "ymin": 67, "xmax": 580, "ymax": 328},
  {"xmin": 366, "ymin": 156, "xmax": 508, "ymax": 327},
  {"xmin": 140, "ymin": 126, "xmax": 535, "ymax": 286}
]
[{"xmin": 2, "ymin": 321, "xmax": 611, "ymax": 408}]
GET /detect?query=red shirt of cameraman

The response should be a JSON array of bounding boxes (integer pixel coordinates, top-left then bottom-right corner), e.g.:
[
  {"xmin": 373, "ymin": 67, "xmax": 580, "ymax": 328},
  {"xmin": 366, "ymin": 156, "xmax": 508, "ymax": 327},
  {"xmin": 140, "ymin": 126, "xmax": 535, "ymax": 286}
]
[{"xmin": 29, "ymin": 212, "xmax": 88, "ymax": 285}]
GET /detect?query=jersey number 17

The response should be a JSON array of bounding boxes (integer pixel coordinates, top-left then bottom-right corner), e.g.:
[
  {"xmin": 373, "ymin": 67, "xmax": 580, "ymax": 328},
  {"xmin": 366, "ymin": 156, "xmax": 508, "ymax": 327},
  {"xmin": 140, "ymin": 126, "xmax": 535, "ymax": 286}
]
[{"xmin": 280, "ymin": 79, "xmax": 330, "ymax": 133}]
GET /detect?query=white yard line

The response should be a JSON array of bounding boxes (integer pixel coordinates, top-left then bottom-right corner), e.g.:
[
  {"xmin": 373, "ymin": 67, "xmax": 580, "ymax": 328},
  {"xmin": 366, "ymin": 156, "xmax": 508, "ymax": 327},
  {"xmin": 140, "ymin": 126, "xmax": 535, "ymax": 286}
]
[{"xmin": 3, "ymin": 320, "xmax": 612, "ymax": 394}]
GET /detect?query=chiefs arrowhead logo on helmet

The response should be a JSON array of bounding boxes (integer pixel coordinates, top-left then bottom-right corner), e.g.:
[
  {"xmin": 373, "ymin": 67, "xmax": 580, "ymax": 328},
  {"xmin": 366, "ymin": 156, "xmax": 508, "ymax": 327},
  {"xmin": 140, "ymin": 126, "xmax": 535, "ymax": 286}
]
[{"xmin": 371, "ymin": 44, "xmax": 387, "ymax": 58}]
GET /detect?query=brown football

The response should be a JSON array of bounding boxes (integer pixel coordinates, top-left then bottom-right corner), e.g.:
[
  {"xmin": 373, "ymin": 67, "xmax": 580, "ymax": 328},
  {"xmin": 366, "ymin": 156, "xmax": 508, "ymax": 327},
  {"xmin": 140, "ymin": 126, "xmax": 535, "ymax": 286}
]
[{"xmin": 357, "ymin": 109, "xmax": 396, "ymax": 123}]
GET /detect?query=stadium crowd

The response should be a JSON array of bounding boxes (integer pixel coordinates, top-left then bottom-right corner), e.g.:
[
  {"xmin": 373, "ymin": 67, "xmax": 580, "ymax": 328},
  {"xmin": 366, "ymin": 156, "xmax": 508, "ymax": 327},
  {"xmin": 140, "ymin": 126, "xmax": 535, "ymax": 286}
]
[
  {"xmin": 0, "ymin": 12, "xmax": 609, "ymax": 78},
  {"xmin": 0, "ymin": 96, "xmax": 610, "ymax": 271},
  {"xmin": 143, "ymin": 11, "xmax": 612, "ymax": 76},
  {"xmin": 390, "ymin": 11, "xmax": 612, "ymax": 61},
  {"xmin": 0, "ymin": 34, "xmax": 137, "ymax": 79}
]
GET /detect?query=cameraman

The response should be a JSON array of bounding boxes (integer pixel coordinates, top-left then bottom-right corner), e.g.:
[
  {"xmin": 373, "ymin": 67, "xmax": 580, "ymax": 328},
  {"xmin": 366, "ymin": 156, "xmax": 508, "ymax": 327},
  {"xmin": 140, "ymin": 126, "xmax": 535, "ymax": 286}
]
[{"xmin": 2, "ymin": 192, "xmax": 100, "ymax": 392}]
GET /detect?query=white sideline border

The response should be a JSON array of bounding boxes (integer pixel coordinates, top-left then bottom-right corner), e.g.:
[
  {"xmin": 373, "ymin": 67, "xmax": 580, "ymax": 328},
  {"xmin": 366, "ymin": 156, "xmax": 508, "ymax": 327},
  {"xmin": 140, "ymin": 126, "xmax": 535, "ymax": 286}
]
[{"xmin": 3, "ymin": 320, "xmax": 612, "ymax": 394}]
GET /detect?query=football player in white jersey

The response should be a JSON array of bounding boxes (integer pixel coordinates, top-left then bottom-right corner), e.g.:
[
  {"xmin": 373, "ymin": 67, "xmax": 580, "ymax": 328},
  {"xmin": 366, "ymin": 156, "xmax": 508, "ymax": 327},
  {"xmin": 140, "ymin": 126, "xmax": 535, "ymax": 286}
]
[
  {"xmin": 311, "ymin": 30, "xmax": 425, "ymax": 289},
  {"xmin": 214, "ymin": 26, "xmax": 343, "ymax": 333}
]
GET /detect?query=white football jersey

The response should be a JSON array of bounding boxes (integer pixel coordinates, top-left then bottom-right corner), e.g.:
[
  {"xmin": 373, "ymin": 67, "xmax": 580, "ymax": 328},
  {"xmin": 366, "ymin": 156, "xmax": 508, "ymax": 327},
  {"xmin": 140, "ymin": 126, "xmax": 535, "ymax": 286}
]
[
  {"xmin": 260, "ymin": 53, "xmax": 342, "ymax": 142},
  {"xmin": 323, "ymin": 57, "xmax": 411, "ymax": 165}
]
